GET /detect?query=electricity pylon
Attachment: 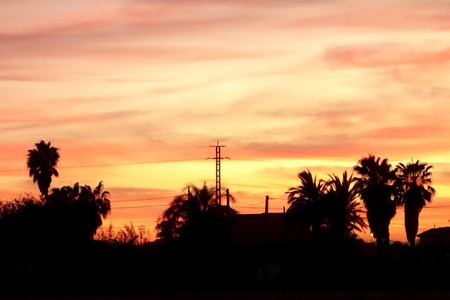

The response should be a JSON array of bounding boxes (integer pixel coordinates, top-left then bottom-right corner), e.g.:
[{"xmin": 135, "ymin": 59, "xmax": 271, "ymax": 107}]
[{"xmin": 207, "ymin": 141, "xmax": 229, "ymax": 205}]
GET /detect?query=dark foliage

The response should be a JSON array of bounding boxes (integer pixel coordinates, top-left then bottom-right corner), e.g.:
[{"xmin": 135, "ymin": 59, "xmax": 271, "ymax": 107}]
[
  {"xmin": 45, "ymin": 181, "xmax": 111, "ymax": 241},
  {"xmin": 322, "ymin": 171, "xmax": 368, "ymax": 240},
  {"xmin": 286, "ymin": 170, "xmax": 367, "ymax": 242},
  {"xmin": 0, "ymin": 183, "xmax": 110, "ymax": 263},
  {"xmin": 155, "ymin": 183, "xmax": 237, "ymax": 243},
  {"xmin": 26, "ymin": 140, "xmax": 60, "ymax": 197},
  {"xmin": 0, "ymin": 183, "xmax": 112, "ymax": 293},
  {"xmin": 286, "ymin": 170, "xmax": 327, "ymax": 238},
  {"xmin": 397, "ymin": 160, "xmax": 435, "ymax": 247},
  {"xmin": 353, "ymin": 155, "xmax": 399, "ymax": 258}
]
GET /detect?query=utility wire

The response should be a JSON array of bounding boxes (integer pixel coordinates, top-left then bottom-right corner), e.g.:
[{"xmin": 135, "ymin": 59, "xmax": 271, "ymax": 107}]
[
  {"xmin": 113, "ymin": 197, "xmax": 173, "ymax": 203},
  {"xmin": 113, "ymin": 204, "xmax": 168, "ymax": 209},
  {"xmin": 0, "ymin": 158, "xmax": 206, "ymax": 173},
  {"xmin": 235, "ymin": 199, "xmax": 266, "ymax": 205},
  {"xmin": 76, "ymin": 146, "xmax": 206, "ymax": 156},
  {"xmin": 0, "ymin": 146, "xmax": 207, "ymax": 162},
  {"xmin": 61, "ymin": 158, "xmax": 205, "ymax": 169},
  {"xmin": 0, "ymin": 145, "xmax": 351, "ymax": 173}
]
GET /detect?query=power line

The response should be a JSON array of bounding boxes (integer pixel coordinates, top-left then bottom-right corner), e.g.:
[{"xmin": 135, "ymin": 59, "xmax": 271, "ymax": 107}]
[
  {"xmin": 74, "ymin": 146, "xmax": 206, "ymax": 157},
  {"xmin": 234, "ymin": 205, "xmax": 285, "ymax": 211},
  {"xmin": 422, "ymin": 205, "xmax": 450, "ymax": 209},
  {"xmin": 62, "ymin": 158, "xmax": 204, "ymax": 169},
  {"xmin": 113, "ymin": 204, "xmax": 168, "ymax": 209},
  {"xmin": 233, "ymin": 206, "xmax": 267, "ymax": 210},
  {"xmin": 230, "ymin": 158, "xmax": 278, "ymax": 163},
  {"xmin": 0, "ymin": 158, "xmax": 205, "ymax": 173},
  {"xmin": 235, "ymin": 199, "xmax": 266, "ymax": 205},
  {"xmin": 113, "ymin": 197, "xmax": 173, "ymax": 203},
  {"xmin": 0, "ymin": 146, "xmax": 207, "ymax": 161}
]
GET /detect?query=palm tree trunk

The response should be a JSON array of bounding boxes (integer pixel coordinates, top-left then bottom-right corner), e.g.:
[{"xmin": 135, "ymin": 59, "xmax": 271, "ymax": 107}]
[{"xmin": 405, "ymin": 204, "xmax": 420, "ymax": 247}]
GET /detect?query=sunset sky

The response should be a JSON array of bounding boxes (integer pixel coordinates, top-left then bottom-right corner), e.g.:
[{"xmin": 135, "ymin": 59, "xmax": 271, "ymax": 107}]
[{"xmin": 2, "ymin": 0, "xmax": 450, "ymax": 243}]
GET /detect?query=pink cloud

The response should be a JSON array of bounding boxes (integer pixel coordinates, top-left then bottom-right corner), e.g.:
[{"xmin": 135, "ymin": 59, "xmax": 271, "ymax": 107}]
[
  {"xmin": 288, "ymin": 2, "xmax": 450, "ymax": 31},
  {"xmin": 325, "ymin": 45, "xmax": 450, "ymax": 69},
  {"xmin": 0, "ymin": 108, "xmax": 143, "ymax": 129},
  {"xmin": 365, "ymin": 125, "xmax": 445, "ymax": 140},
  {"xmin": 226, "ymin": 128, "xmax": 450, "ymax": 164}
]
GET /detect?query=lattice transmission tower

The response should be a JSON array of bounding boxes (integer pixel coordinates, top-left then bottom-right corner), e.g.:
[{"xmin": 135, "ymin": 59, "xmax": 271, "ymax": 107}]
[{"xmin": 207, "ymin": 141, "xmax": 229, "ymax": 205}]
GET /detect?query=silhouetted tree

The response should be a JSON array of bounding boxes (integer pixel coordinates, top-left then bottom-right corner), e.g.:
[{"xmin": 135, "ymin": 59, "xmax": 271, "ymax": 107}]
[
  {"xmin": 26, "ymin": 140, "xmax": 60, "ymax": 198},
  {"xmin": 137, "ymin": 225, "xmax": 150, "ymax": 245},
  {"xmin": 0, "ymin": 194, "xmax": 44, "ymax": 250},
  {"xmin": 115, "ymin": 222, "xmax": 138, "ymax": 245},
  {"xmin": 0, "ymin": 186, "xmax": 112, "ymax": 287},
  {"xmin": 45, "ymin": 181, "xmax": 111, "ymax": 241},
  {"xmin": 353, "ymin": 155, "xmax": 399, "ymax": 259},
  {"xmin": 95, "ymin": 222, "xmax": 150, "ymax": 245},
  {"xmin": 0, "ymin": 184, "xmax": 110, "ymax": 246},
  {"xmin": 322, "ymin": 171, "xmax": 367, "ymax": 240},
  {"xmin": 95, "ymin": 223, "xmax": 116, "ymax": 242},
  {"xmin": 155, "ymin": 183, "xmax": 236, "ymax": 242},
  {"xmin": 286, "ymin": 170, "xmax": 327, "ymax": 239},
  {"xmin": 287, "ymin": 170, "xmax": 367, "ymax": 242},
  {"xmin": 397, "ymin": 160, "xmax": 435, "ymax": 247}
]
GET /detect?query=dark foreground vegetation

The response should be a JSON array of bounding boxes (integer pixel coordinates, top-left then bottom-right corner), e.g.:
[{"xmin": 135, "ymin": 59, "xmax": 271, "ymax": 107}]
[
  {"xmin": 1, "ymin": 236, "xmax": 450, "ymax": 295},
  {"xmin": 0, "ymin": 140, "xmax": 446, "ymax": 296}
]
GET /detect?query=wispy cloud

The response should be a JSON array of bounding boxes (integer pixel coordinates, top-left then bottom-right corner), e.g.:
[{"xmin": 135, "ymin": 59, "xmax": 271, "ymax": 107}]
[
  {"xmin": 288, "ymin": 1, "xmax": 450, "ymax": 31},
  {"xmin": 325, "ymin": 45, "xmax": 450, "ymax": 69}
]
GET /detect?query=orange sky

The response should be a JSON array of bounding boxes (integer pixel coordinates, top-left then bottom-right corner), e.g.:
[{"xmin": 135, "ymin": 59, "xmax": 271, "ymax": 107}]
[{"xmin": 1, "ymin": 0, "xmax": 450, "ymax": 243}]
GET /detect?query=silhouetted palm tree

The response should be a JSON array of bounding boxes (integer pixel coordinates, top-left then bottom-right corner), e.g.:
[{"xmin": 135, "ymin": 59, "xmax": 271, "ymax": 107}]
[
  {"xmin": 322, "ymin": 171, "xmax": 367, "ymax": 240},
  {"xmin": 353, "ymin": 155, "xmax": 399, "ymax": 258},
  {"xmin": 397, "ymin": 160, "xmax": 435, "ymax": 247},
  {"xmin": 46, "ymin": 181, "xmax": 111, "ymax": 240},
  {"xmin": 286, "ymin": 170, "xmax": 327, "ymax": 238},
  {"xmin": 156, "ymin": 183, "xmax": 236, "ymax": 242},
  {"xmin": 26, "ymin": 140, "xmax": 60, "ymax": 198}
]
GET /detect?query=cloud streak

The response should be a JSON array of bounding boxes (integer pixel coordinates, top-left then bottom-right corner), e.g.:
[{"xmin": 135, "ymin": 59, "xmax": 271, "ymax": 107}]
[{"xmin": 325, "ymin": 45, "xmax": 450, "ymax": 69}]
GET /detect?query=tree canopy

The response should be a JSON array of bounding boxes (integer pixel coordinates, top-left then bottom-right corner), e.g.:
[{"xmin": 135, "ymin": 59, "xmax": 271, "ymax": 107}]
[
  {"xmin": 397, "ymin": 160, "xmax": 435, "ymax": 247},
  {"xmin": 46, "ymin": 181, "xmax": 111, "ymax": 241},
  {"xmin": 155, "ymin": 183, "xmax": 237, "ymax": 242},
  {"xmin": 286, "ymin": 170, "xmax": 367, "ymax": 242},
  {"xmin": 26, "ymin": 140, "xmax": 60, "ymax": 197}
]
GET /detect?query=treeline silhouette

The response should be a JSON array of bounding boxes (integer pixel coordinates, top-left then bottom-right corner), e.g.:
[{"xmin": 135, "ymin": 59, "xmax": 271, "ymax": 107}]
[{"xmin": 0, "ymin": 141, "xmax": 447, "ymax": 294}]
